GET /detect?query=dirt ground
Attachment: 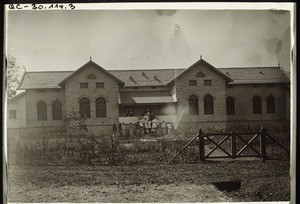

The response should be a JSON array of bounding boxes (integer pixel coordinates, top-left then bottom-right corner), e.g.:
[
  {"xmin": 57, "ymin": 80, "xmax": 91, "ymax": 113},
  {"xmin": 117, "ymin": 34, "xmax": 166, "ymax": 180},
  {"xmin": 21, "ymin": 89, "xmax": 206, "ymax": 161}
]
[{"xmin": 7, "ymin": 160, "xmax": 290, "ymax": 203}]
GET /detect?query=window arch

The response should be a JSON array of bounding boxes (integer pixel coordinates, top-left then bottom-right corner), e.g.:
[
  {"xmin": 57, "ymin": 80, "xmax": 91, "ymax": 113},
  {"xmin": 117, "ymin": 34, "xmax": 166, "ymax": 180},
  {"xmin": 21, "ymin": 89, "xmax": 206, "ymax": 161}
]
[
  {"xmin": 87, "ymin": 74, "xmax": 96, "ymax": 79},
  {"xmin": 226, "ymin": 96, "xmax": 235, "ymax": 115},
  {"xmin": 96, "ymin": 97, "xmax": 106, "ymax": 118},
  {"xmin": 79, "ymin": 98, "xmax": 90, "ymax": 118},
  {"xmin": 204, "ymin": 95, "xmax": 214, "ymax": 115},
  {"xmin": 253, "ymin": 95, "xmax": 262, "ymax": 114},
  {"xmin": 196, "ymin": 72, "xmax": 205, "ymax": 78},
  {"xmin": 52, "ymin": 101, "xmax": 62, "ymax": 120},
  {"xmin": 37, "ymin": 101, "xmax": 47, "ymax": 120},
  {"xmin": 266, "ymin": 95, "xmax": 275, "ymax": 113},
  {"xmin": 189, "ymin": 95, "xmax": 199, "ymax": 115}
]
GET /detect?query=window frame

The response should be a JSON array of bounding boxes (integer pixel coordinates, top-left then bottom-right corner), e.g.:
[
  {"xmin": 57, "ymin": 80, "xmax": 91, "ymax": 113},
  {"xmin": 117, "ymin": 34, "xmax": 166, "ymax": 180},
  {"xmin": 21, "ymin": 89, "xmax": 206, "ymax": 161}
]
[
  {"xmin": 196, "ymin": 72, "xmax": 205, "ymax": 78},
  {"xmin": 204, "ymin": 95, "xmax": 214, "ymax": 115},
  {"xmin": 188, "ymin": 95, "xmax": 199, "ymax": 115},
  {"xmin": 226, "ymin": 96, "xmax": 235, "ymax": 115},
  {"xmin": 266, "ymin": 95, "xmax": 276, "ymax": 114},
  {"xmin": 96, "ymin": 82, "xmax": 105, "ymax": 88},
  {"xmin": 37, "ymin": 101, "xmax": 47, "ymax": 121},
  {"xmin": 96, "ymin": 97, "xmax": 106, "ymax": 118},
  {"xmin": 204, "ymin": 80, "xmax": 212, "ymax": 86},
  {"xmin": 253, "ymin": 95, "xmax": 262, "ymax": 114},
  {"xmin": 52, "ymin": 101, "xmax": 62, "ymax": 120},
  {"xmin": 9, "ymin": 110, "xmax": 16, "ymax": 119},
  {"xmin": 79, "ymin": 98, "xmax": 91, "ymax": 118},
  {"xmin": 80, "ymin": 83, "xmax": 89, "ymax": 88},
  {"xmin": 189, "ymin": 80, "xmax": 197, "ymax": 86},
  {"xmin": 87, "ymin": 74, "xmax": 96, "ymax": 79}
]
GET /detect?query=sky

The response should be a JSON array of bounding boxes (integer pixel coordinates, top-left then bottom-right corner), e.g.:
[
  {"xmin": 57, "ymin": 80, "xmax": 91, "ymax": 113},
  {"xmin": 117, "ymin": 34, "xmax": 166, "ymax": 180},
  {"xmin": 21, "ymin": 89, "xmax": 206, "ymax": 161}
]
[{"xmin": 6, "ymin": 6, "xmax": 292, "ymax": 72}]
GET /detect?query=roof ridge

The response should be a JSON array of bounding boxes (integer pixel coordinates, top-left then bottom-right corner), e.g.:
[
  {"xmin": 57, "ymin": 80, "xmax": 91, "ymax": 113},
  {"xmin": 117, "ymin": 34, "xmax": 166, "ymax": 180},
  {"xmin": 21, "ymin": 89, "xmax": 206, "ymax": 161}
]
[
  {"xmin": 26, "ymin": 70, "xmax": 74, "ymax": 73},
  {"xmin": 218, "ymin": 66, "xmax": 279, "ymax": 69},
  {"xmin": 109, "ymin": 68, "xmax": 185, "ymax": 71}
]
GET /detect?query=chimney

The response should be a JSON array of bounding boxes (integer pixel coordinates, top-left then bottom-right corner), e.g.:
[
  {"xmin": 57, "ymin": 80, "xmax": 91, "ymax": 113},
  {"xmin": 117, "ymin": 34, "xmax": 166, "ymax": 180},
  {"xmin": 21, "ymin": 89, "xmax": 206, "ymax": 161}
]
[
  {"xmin": 154, "ymin": 75, "xmax": 161, "ymax": 83},
  {"xmin": 129, "ymin": 76, "xmax": 137, "ymax": 84},
  {"xmin": 142, "ymin": 72, "xmax": 149, "ymax": 79}
]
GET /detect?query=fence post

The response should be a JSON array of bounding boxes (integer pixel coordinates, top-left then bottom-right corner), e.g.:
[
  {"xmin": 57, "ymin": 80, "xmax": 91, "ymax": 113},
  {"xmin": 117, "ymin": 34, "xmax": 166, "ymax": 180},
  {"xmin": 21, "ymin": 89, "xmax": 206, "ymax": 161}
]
[
  {"xmin": 231, "ymin": 132, "xmax": 237, "ymax": 159},
  {"xmin": 260, "ymin": 126, "xmax": 267, "ymax": 161},
  {"xmin": 198, "ymin": 128, "xmax": 205, "ymax": 162},
  {"xmin": 42, "ymin": 135, "xmax": 45, "ymax": 166}
]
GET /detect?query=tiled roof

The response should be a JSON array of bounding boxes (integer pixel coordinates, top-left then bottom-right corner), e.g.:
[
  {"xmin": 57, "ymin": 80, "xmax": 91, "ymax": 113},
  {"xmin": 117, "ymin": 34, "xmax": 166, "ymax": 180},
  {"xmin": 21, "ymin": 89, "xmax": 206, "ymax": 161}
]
[
  {"xmin": 119, "ymin": 91, "xmax": 175, "ymax": 104},
  {"xmin": 18, "ymin": 69, "xmax": 185, "ymax": 89},
  {"xmin": 18, "ymin": 71, "xmax": 73, "ymax": 89},
  {"xmin": 110, "ymin": 69, "xmax": 185, "ymax": 87},
  {"xmin": 18, "ymin": 65, "xmax": 290, "ymax": 90},
  {"xmin": 218, "ymin": 67, "xmax": 290, "ymax": 84}
]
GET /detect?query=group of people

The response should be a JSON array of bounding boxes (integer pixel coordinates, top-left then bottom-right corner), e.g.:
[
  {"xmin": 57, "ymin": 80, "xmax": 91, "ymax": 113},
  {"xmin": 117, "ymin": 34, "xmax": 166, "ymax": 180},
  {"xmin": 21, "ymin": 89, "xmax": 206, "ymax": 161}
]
[{"xmin": 112, "ymin": 110, "xmax": 174, "ymax": 138}]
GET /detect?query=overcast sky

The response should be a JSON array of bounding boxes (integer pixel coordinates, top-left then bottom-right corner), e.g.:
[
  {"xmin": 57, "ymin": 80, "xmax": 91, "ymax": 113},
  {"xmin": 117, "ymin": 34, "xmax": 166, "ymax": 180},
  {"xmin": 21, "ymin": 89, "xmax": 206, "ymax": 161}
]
[{"xmin": 6, "ymin": 7, "xmax": 291, "ymax": 72}]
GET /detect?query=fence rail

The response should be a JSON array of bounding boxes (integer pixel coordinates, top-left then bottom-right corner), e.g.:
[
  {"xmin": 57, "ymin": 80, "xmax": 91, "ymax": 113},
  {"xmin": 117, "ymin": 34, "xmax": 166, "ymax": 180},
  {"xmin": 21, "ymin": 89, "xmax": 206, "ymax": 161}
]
[{"xmin": 168, "ymin": 126, "xmax": 290, "ymax": 163}]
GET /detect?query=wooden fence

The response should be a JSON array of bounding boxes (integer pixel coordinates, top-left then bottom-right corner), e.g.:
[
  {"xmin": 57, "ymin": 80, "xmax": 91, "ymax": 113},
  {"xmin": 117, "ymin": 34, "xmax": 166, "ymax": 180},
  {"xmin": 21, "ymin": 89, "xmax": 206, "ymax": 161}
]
[{"xmin": 168, "ymin": 126, "xmax": 289, "ymax": 163}]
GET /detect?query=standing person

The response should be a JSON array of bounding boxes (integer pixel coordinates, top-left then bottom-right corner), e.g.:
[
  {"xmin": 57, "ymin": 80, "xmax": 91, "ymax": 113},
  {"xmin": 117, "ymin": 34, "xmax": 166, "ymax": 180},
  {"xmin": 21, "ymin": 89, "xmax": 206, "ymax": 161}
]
[
  {"xmin": 129, "ymin": 122, "xmax": 133, "ymax": 138},
  {"xmin": 146, "ymin": 109, "xmax": 151, "ymax": 118},
  {"xmin": 139, "ymin": 119, "xmax": 144, "ymax": 136},
  {"xmin": 167, "ymin": 122, "xmax": 172, "ymax": 135},
  {"xmin": 112, "ymin": 123, "xmax": 117, "ymax": 137},
  {"xmin": 151, "ymin": 118, "xmax": 158, "ymax": 135},
  {"xmin": 161, "ymin": 121, "xmax": 167, "ymax": 135},
  {"xmin": 143, "ymin": 114, "xmax": 149, "ymax": 133},
  {"xmin": 118, "ymin": 123, "xmax": 122, "ymax": 137},
  {"xmin": 135, "ymin": 121, "xmax": 140, "ymax": 137},
  {"xmin": 121, "ymin": 123, "xmax": 126, "ymax": 138},
  {"xmin": 147, "ymin": 119, "xmax": 152, "ymax": 133}
]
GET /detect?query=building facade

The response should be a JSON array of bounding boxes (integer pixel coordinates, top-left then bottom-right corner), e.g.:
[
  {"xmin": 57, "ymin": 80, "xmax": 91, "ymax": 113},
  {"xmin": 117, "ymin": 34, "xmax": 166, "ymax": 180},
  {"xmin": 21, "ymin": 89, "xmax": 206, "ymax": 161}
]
[{"xmin": 7, "ymin": 58, "xmax": 290, "ymax": 136}]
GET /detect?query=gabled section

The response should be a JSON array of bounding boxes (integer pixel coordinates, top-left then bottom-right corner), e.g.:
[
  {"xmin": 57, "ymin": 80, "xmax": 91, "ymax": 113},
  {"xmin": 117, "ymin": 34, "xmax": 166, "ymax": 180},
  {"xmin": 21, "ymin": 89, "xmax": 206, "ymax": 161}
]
[
  {"xmin": 58, "ymin": 60, "xmax": 125, "ymax": 87},
  {"xmin": 219, "ymin": 66, "xmax": 290, "ymax": 84},
  {"xmin": 8, "ymin": 92, "xmax": 25, "ymax": 103},
  {"xmin": 167, "ymin": 59, "xmax": 233, "ymax": 85}
]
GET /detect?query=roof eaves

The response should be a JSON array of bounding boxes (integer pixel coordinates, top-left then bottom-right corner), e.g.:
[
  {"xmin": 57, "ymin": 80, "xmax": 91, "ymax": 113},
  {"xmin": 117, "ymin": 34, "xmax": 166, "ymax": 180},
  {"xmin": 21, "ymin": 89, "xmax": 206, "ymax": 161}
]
[
  {"xmin": 16, "ymin": 71, "xmax": 26, "ymax": 90},
  {"xmin": 8, "ymin": 92, "xmax": 25, "ymax": 103},
  {"xmin": 279, "ymin": 66, "xmax": 291, "ymax": 80},
  {"xmin": 200, "ymin": 59, "xmax": 233, "ymax": 82},
  {"xmin": 229, "ymin": 81, "xmax": 290, "ymax": 85},
  {"xmin": 58, "ymin": 61, "xmax": 125, "ymax": 87},
  {"xmin": 124, "ymin": 84, "xmax": 168, "ymax": 88},
  {"xmin": 167, "ymin": 59, "xmax": 233, "ymax": 85}
]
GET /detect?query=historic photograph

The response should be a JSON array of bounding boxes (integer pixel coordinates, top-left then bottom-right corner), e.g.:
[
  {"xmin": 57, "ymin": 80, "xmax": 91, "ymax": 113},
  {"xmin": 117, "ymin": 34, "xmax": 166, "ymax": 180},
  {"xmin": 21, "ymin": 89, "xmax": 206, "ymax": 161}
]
[{"xmin": 4, "ymin": 3, "xmax": 294, "ymax": 203}]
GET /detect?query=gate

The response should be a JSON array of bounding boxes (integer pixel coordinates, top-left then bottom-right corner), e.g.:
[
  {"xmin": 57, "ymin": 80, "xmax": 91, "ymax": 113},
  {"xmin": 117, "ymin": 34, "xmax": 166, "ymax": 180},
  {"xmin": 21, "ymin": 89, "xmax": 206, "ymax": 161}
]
[{"xmin": 168, "ymin": 126, "xmax": 289, "ymax": 163}]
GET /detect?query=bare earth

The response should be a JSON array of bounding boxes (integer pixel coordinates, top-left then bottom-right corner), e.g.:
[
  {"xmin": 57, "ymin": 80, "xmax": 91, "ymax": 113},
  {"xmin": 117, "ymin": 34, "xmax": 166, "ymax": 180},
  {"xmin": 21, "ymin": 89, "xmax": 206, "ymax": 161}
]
[{"xmin": 7, "ymin": 160, "xmax": 290, "ymax": 202}]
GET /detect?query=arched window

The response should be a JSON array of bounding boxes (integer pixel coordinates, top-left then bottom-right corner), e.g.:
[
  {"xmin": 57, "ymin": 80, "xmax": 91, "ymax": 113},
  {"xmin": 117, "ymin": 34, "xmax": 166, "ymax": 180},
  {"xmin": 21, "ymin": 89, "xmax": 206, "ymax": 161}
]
[
  {"xmin": 204, "ymin": 95, "xmax": 214, "ymax": 115},
  {"xmin": 79, "ymin": 98, "xmax": 90, "ymax": 118},
  {"xmin": 96, "ymin": 97, "xmax": 106, "ymax": 118},
  {"xmin": 266, "ymin": 95, "xmax": 275, "ymax": 113},
  {"xmin": 253, "ymin": 95, "xmax": 262, "ymax": 114},
  {"xmin": 226, "ymin": 96, "xmax": 235, "ymax": 115},
  {"xmin": 37, "ymin": 101, "xmax": 47, "ymax": 120},
  {"xmin": 189, "ymin": 95, "xmax": 199, "ymax": 115},
  {"xmin": 52, "ymin": 101, "xmax": 62, "ymax": 120},
  {"xmin": 196, "ymin": 72, "xmax": 205, "ymax": 78},
  {"xmin": 87, "ymin": 74, "xmax": 96, "ymax": 79}
]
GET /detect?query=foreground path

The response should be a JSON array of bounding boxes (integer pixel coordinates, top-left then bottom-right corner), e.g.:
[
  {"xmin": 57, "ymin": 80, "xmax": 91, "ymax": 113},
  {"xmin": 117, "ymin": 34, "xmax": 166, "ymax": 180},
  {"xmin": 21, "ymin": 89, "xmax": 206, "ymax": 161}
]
[{"xmin": 7, "ymin": 160, "xmax": 290, "ymax": 202}]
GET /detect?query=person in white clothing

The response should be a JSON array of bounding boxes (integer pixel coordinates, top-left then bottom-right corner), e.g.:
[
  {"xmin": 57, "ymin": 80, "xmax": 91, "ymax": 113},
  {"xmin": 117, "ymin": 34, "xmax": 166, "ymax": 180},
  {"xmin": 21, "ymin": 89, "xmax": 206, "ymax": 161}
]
[
  {"xmin": 161, "ymin": 121, "xmax": 167, "ymax": 135},
  {"xmin": 151, "ymin": 118, "xmax": 158, "ymax": 134}
]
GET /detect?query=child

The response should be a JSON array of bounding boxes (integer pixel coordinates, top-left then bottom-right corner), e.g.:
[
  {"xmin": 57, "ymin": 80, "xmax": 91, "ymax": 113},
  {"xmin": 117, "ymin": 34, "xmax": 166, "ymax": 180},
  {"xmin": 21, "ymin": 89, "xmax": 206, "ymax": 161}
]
[
  {"xmin": 161, "ymin": 121, "xmax": 167, "ymax": 135},
  {"xmin": 151, "ymin": 118, "xmax": 158, "ymax": 134},
  {"xmin": 121, "ymin": 123, "xmax": 126, "ymax": 138},
  {"xmin": 167, "ymin": 122, "xmax": 172, "ymax": 135}
]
